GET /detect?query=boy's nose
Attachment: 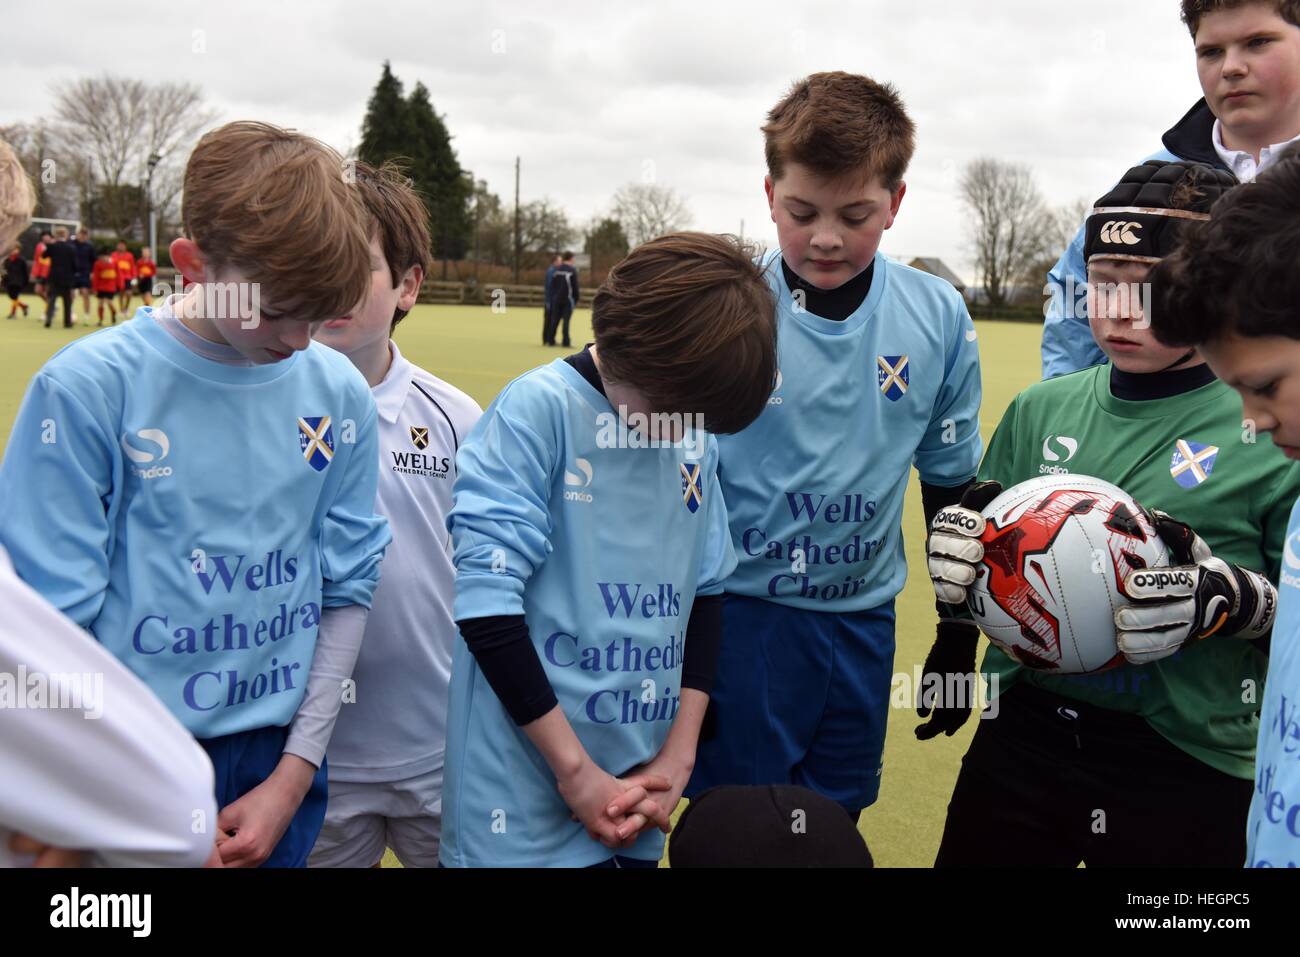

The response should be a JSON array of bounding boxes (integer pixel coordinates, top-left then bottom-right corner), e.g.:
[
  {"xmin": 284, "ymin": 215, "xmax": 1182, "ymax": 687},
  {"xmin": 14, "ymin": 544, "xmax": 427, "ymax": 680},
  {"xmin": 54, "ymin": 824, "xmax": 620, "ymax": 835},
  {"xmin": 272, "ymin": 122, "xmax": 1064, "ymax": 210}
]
[
  {"xmin": 1222, "ymin": 50, "xmax": 1248, "ymax": 78},
  {"xmin": 281, "ymin": 322, "xmax": 314, "ymax": 351}
]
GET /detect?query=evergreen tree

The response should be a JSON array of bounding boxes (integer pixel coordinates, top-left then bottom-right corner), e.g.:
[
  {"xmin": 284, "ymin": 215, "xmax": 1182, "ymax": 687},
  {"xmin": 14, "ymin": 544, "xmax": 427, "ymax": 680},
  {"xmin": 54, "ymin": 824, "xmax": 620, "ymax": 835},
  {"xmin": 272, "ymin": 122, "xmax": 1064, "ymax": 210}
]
[
  {"xmin": 358, "ymin": 61, "xmax": 410, "ymax": 166},
  {"xmin": 406, "ymin": 82, "xmax": 472, "ymax": 271}
]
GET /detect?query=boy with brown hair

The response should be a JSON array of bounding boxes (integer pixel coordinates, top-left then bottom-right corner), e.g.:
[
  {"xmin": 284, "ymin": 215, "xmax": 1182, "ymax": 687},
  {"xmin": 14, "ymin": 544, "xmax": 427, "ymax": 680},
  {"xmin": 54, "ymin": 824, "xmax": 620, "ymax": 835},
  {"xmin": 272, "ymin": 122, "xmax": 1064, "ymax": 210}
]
[
  {"xmin": 310, "ymin": 161, "xmax": 481, "ymax": 868},
  {"xmin": 1042, "ymin": 0, "xmax": 1300, "ymax": 377},
  {"xmin": 0, "ymin": 120, "xmax": 391, "ymax": 868},
  {"xmin": 441, "ymin": 231, "xmax": 777, "ymax": 867},
  {"xmin": 684, "ymin": 72, "xmax": 984, "ymax": 820}
]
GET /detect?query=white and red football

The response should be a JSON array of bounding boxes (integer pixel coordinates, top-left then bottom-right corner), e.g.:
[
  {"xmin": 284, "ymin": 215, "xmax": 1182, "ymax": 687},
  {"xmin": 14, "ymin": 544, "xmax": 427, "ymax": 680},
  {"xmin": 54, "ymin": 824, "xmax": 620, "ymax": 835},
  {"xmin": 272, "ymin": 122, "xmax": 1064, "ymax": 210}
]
[{"xmin": 967, "ymin": 474, "xmax": 1170, "ymax": 674}]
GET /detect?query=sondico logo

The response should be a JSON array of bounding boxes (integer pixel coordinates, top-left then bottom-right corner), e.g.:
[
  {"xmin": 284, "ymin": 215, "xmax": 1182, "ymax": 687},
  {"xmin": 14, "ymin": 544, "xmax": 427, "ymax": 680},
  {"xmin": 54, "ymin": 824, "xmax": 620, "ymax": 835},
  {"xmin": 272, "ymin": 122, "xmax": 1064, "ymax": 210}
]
[
  {"xmin": 1132, "ymin": 570, "xmax": 1195, "ymax": 589},
  {"xmin": 564, "ymin": 458, "xmax": 593, "ymax": 503},
  {"xmin": 121, "ymin": 428, "xmax": 172, "ymax": 480},
  {"xmin": 1100, "ymin": 221, "xmax": 1143, "ymax": 246},
  {"xmin": 1039, "ymin": 434, "xmax": 1078, "ymax": 475},
  {"xmin": 768, "ymin": 369, "xmax": 784, "ymax": 406},
  {"xmin": 1282, "ymin": 531, "xmax": 1300, "ymax": 589}
]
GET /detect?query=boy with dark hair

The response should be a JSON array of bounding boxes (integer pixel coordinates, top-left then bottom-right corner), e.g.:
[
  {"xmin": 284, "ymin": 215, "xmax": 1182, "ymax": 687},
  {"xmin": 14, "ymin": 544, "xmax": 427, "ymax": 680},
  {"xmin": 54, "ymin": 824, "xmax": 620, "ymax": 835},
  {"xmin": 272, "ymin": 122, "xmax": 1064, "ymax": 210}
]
[
  {"xmin": 3, "ymin": 243, "xmax": 27, "ymax": 318},
  {"xmin": 685, "ymin": 71, "xmax": 984, "ymax": 820},
  {"xmin": 441, "ymin": 231, "xmax": 777, "ymax": 867},
  {"xmin": 1043, "ymin": 0, "xmax": 1300, "ymax": 378},
  {"xmin": 311, "ymin": 160, "xmax": 481, "ymax": 868},
  {"xmin": 929, "ymin": 160, "xmax": 1298, "ymax": 866},
  {"xmin": 1149, "ymin": 149, "xmax": 1300, "ymax": 866},
  {"xmin": 0, "ymin": 120, "xmax": 391, "ymax": 868}
]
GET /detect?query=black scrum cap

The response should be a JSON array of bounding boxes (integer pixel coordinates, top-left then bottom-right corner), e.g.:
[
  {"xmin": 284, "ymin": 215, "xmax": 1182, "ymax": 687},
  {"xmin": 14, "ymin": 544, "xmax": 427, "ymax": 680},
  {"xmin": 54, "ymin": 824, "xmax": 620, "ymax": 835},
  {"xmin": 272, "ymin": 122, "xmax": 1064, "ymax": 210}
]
[{"xmin": 1085, "ymin": 160, "xmax": 1238, "ymax": 265}]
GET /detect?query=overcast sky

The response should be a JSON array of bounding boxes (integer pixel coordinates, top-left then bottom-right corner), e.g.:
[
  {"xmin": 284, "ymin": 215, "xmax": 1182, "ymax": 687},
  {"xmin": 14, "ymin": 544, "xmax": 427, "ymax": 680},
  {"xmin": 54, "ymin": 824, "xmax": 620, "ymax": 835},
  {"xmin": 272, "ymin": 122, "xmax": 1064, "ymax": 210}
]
[{"xmin": 4, "ymin": 0, "xmax": 1206, "ymax": 282}]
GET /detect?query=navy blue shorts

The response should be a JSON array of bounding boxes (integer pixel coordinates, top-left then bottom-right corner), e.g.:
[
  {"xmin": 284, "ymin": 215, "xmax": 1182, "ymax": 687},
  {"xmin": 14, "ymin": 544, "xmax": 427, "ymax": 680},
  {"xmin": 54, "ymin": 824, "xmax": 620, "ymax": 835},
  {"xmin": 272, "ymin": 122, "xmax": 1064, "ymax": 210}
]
[
  {"xmin": 197, "ymin": 724, "xmax": 329, "ymax": 868},
  {"xmin": 686, "ymin": 594, "xmax": 896, "ymax": 814}
]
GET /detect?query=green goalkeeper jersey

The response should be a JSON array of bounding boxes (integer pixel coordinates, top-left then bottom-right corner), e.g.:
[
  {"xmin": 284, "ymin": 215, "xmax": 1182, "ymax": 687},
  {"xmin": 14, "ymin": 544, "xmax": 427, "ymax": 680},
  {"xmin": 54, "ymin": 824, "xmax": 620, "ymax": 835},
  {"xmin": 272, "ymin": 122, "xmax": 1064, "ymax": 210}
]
[{"xmin": 978, "ymin": 364, "xmax": 1300, "ymax": 778}]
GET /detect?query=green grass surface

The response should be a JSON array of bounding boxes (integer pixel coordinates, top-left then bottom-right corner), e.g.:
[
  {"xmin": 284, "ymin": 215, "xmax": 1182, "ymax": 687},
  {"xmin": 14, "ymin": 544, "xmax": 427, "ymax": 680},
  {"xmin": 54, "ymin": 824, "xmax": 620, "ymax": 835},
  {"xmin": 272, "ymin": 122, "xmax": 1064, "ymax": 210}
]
[{"xmin": 0, "ymin": 296, "xmax": 1044, "ymax": 868}]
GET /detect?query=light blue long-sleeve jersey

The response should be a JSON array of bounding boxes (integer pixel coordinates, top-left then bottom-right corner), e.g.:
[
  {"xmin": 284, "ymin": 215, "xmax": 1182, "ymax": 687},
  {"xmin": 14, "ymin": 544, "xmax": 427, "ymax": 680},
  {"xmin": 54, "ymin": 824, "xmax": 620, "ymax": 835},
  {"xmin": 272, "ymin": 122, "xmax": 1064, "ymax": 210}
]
[
  {"xmin": 1247, "ymin": 496, "xmax": 1300, "ymax": 868},
  {"xmin": 441, "ymin": 358, "xmax": 736, "ymax": 867},
  {"xmin": 716, "ymin": 250, "xmax": 982, "ymax": 614},
  {"xmin": 0, "ymin": 312, "xmax": 391, "ymax": 739},
  {"xmin": 1040, "ymin": 148, "xmax": 1180, "ymax": 380}
]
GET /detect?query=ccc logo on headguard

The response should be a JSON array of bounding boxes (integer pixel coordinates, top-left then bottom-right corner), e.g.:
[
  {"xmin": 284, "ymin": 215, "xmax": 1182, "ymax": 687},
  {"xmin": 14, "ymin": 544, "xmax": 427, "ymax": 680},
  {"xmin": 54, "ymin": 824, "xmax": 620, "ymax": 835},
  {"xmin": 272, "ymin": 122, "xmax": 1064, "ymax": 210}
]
[{"xmin": 1100, "ymin": 221, "xmax": 1143, "ymax": 246}]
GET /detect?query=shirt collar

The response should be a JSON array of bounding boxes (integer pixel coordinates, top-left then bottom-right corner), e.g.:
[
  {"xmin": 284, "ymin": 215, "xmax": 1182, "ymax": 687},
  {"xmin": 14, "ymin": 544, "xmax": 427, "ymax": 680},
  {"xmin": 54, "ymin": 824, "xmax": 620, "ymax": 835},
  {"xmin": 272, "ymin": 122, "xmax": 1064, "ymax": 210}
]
[
  {"xmin": 1211, "ymin": 119, "xmax": 1300, "ymax": 180},
  {"xmin": 373, "ymin": 339, "xmax": 412, "ymax": 423}
]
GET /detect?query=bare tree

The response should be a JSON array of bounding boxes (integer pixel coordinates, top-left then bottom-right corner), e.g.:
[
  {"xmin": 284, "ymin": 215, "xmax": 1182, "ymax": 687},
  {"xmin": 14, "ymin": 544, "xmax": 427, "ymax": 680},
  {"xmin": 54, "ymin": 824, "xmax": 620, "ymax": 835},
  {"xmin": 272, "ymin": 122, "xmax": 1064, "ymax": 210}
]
[
  {"xmin": 1019, "ymin": 196, "xmax": 1092, "ymax": 291},
  {"xmin": 959, "ymin": 158, "xmax": 1053, "ymax": 308},
  {"xmin": 50, "ymin": 74, "xmax": 218, "ymax": 236},
  {"xmin": 0, "ymin": 121, "xmax": 80, "ymax": 220},
  {"xmin": 519, "ymin": 199, "xmax": 575, "ymax": 264},
  {"xmin": 610, "ymin": 182, "xmax": 692, "ymax": 248}
]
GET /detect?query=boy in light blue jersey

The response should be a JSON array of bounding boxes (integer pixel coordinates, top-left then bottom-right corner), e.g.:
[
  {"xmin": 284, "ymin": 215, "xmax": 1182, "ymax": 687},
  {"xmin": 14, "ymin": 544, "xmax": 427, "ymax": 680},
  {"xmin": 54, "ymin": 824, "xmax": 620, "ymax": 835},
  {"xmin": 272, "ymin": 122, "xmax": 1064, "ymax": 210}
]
[
  {"xmin": 1149, "ymin": 149, "xmax": 1300, "ymax": 867},
  {"xmin": 686, "ymin": 72, "xmax": 984, "ymax": 818},
  {"xmin": 0, "ymin": 121, "xmax": 391, "ymax": 868},
  {"xmin": 441, "ymin": 232, "xmax": 777, "ymax": 867}
]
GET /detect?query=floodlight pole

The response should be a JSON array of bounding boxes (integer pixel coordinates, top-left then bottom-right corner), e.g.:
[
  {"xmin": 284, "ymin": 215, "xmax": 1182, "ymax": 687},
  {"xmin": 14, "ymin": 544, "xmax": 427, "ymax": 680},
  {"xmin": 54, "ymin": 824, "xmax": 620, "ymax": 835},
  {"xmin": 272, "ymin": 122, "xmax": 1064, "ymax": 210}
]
[{"xmin": 146, "ymin": 153, "xmax": 161, "ymax": 259}]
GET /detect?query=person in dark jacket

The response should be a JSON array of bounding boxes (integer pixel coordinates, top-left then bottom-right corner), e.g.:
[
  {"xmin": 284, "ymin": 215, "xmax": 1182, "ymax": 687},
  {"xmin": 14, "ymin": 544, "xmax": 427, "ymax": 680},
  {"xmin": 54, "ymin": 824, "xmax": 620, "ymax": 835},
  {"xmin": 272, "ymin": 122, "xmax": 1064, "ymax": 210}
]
[
  {"xmin": 541, "ymin": 253, "xmax": 561, "ymax": 346},
  {"xmin": 547, "ymin": 251, "xmax": 579, "ymax": 349},
  {"xmin": 4, "ymin": 245, "xmax": 28, "ymax": 318},
  {"xmin": 43, "ymin": 227, "xmax": 77, "ymax": 329}
]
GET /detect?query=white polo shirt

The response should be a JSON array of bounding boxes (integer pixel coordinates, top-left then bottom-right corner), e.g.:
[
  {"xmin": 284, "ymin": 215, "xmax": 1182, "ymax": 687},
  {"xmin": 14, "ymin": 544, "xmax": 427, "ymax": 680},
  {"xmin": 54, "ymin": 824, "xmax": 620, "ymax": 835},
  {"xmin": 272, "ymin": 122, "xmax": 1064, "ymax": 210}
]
[
  {"xmin": 1212, "ymin": 120, "xmax": 1300, "ymax": 182},
  {"xmin": 325, "ymin": 341, "xmax": 482, "ymax": 783}
]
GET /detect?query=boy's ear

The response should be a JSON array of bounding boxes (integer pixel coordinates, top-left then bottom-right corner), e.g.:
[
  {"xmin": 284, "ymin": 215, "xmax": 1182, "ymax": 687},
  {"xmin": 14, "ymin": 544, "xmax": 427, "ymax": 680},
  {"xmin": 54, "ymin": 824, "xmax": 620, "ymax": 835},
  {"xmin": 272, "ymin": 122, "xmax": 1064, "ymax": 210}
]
[
  {"xmin": 397, "ymin": 264, "xmax": 424, "ymax": 312},
  {"xmin": 764, "ymin": 175, "xmax": 777, "ymax": 222},
  {"xmin": 885, "ymin": 182, "xmax": 907, "ymax": 230},
  {"xmin": 170, "ymin": 238, "xmax": 206, "ymax": 285}
]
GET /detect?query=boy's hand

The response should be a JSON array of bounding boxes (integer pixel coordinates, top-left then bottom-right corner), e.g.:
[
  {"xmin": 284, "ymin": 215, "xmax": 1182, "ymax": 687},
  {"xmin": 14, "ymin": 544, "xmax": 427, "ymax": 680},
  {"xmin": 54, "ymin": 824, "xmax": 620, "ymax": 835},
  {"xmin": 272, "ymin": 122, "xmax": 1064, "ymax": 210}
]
[
  {"xmin": 556, "ymin": 760, "xmax": 670, "ymax": 849},
  {"xmin": 605, "ymin": 750, "xmax": 694, "ymax": 844},
  {"xmin": 928, "ymin": 481, "xmax": 1002, "ymax": 605},
  {"xmin": 1116, "ymin": 510, "xmax": 1277, "ymax": 664},
  {"xmin": 215, "ymin": 754, "xmax": 316, "ymax": 867},
  {"xmin": 915, "ymin": 619, "xmax": 981, "ymax": 740}
]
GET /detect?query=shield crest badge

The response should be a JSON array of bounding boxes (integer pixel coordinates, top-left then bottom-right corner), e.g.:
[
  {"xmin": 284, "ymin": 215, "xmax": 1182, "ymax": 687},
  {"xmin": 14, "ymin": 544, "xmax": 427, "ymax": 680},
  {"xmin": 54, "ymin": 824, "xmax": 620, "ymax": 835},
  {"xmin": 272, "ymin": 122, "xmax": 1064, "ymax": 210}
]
[{"xmin": 298, "ymin": 416, "xmax": 335, "ymax": 472}]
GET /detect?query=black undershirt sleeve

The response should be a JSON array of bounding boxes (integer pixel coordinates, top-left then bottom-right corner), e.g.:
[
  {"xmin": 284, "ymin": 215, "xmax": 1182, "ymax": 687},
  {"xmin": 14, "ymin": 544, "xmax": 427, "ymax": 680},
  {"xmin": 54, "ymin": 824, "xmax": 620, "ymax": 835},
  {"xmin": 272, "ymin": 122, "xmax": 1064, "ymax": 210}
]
[
  {"xmin": 680, "ymin": 594, "xmax": 724, "ymax": 695},
  {"xmin": 456, "ymin": 615, "xmax": 557, "ymax": 726}
]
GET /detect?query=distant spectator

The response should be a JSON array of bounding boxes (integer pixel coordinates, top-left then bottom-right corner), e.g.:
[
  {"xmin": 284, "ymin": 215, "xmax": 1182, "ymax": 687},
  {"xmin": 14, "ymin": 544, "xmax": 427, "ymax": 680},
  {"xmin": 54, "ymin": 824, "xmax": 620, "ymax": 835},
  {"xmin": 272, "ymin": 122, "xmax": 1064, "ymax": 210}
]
[
  {"xmin": 542, "ymin": 253, "xmax": 561, "ymax": 346},
  {"xmin": 111, "ymin": 240, "xmax": 137, "ymax": 315},
  {"xmin": 546, "ymin": 251, "xmax": 579, "ymax": 348},
  {"xmin": 31, "ymin": 230, "xmax": 51, "ymax": 304},
  {"xmin": 4, "ymin": 244, "xmax": 28, "ymax": 318},
  {"xmin": 43, "ymin": 226, "xmax": 76, "ymax": 328}
]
